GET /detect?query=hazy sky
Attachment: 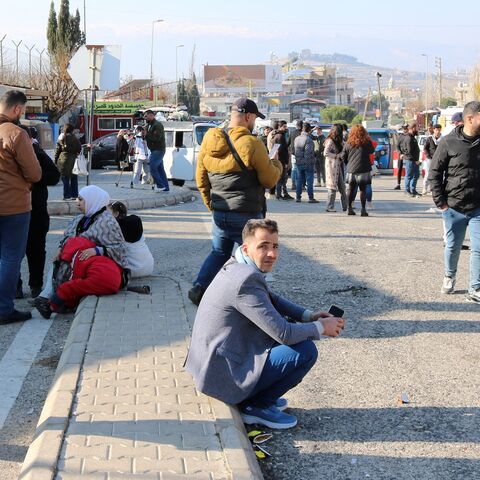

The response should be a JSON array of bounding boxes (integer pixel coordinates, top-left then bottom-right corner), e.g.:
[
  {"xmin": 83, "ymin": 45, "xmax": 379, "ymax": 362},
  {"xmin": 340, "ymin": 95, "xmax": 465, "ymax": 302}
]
[{"xmin": 3, "ymin": 0, "xmax": 480, "ymax": 83}]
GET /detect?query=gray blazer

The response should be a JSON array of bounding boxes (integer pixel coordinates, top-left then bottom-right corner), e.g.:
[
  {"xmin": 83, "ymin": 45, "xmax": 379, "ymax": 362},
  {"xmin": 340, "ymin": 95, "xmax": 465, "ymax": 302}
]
[{"xmin": 185, "ymin": 259, "xmax": 320, "ymax": 404}]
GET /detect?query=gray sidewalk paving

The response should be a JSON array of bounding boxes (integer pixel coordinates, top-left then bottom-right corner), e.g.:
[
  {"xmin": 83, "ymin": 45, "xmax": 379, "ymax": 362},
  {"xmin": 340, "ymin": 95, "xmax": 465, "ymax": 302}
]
[
  {"xmin": 47, "ymin": 170, "xmax": 196, "ymax": 215},
  {"xmin": 19, "ymin": 277, "xmax": 262, "ymax": 480}
]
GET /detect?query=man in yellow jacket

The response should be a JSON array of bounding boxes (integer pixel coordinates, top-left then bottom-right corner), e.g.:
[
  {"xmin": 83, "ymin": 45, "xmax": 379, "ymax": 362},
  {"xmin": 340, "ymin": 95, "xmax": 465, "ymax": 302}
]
[{"xmin": 189, "ymin": 98, "xmax": 282, "ymax": 305}]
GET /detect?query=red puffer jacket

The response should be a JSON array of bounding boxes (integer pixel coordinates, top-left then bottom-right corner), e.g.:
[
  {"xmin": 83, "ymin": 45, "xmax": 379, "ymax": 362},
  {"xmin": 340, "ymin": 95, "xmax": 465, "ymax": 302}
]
[{"xmin": 54, "ymin": 237, "xmax": 122, "ymax": 309}]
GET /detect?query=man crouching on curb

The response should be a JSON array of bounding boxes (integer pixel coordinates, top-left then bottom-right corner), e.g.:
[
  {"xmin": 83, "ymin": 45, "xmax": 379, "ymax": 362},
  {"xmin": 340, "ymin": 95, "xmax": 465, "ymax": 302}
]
[{"xmin": 186, "ymin": 219, "xmax": 344, "ymax": 429}]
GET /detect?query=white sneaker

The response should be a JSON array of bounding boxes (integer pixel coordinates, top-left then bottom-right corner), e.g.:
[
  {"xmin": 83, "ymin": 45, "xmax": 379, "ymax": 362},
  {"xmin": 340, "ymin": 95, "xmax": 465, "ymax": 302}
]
[
  {"xmin": 441, "ymin": 276, "xmax": 456, "ymax": 294},
  {"xmin": 466, "ymin": 289, "xmax": 480, "ymax": 303}
]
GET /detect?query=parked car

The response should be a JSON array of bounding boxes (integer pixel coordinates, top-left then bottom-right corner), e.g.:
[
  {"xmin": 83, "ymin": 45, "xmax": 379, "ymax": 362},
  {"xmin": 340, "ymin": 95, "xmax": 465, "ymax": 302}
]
[
  {"xmin": 162, "ymin": 121, "xmax": 216, "ymax": 186},
  {"xmin": 83, "ymin": 133, "xmax": 117, "ymax": 169}
]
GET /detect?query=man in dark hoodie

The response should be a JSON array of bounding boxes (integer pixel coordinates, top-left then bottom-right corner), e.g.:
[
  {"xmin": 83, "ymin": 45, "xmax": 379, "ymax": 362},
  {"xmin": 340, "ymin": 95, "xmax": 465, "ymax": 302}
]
[
  {"xmin": 428, "ymin": 101, "xmax": 480, "ymax": 302},
  {"xmin": 17, "ymin": 126, "xmax": 60, "ymax": 299}
]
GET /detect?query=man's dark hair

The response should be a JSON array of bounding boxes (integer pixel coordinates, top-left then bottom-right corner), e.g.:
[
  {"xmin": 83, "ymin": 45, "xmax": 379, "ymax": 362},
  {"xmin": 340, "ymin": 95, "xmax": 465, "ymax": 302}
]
[
  {"xmin": 303, "ymin": 122, "xmax": 312, "ymax": 133},
  {"xmin": 144, "ymin": 109, "xmax": 154, "ymax": 115},
  {"xmin": 463, "ymin": 101, "xmax": 480, "ymax": 118},
  {"xmin": 279, "ymin": 120, "xmax": 287, "ymax": 126},
  {"xmin": 272, "ymin": 121, "xmax": 280, "ymax": 130},
  {"xmin": 63, "ymin": 123, "xmax": 74, "ymax": 134},
  {"xmin": 242, "ymin": 219, "xmax": 278, "ymax": 241},
  {"xmin": 296, "ymin": 120, "xmax": 303, "ymax": 129},
  {"xmin": 433, "ymin": 124, "xmax": 442, "ymax": 129},
  {"xmin": 0, "ymin": 90, "xmax": 27, "ymax": 109}
]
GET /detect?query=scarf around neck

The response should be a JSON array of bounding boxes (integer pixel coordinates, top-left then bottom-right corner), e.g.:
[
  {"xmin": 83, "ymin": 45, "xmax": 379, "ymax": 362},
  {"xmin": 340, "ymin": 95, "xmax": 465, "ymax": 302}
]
[{"xmin": 234, "ymin": 246, "xmax": 267, "ymax": 278}]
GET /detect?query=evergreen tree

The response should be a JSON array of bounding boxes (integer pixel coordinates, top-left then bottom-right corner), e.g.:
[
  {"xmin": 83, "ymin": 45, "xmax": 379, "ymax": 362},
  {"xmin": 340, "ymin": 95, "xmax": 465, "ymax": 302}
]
[
  {"xmin": 177, "ymin": 79, "xmax": 188, "ymax": 107},
  {"xmin": 56, "ymin": 0, "xmax": 71, "ymax": 52},
  {"xmin": 69, "ymin": 9, "xmax": 84, "ymax": 52},
  {"xmin": 47, "ymin": 1, "xmax": 58, "ymax": 55},
  {"xmin": 186, "ymin": 73, "xmax": 200, "ymax": 115}
]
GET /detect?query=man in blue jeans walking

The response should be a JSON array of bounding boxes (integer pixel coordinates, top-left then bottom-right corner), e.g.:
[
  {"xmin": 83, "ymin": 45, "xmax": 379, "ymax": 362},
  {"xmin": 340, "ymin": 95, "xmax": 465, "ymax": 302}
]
[
  {"xmin": 0, "ymin": 90, "xmax": 42, "ymax": 324},
  {"xmin": 428, "ymin": 101, "xmax": 480, "ymax": 302},
  {"xmin": 144, "ymin": 110, "xmax": 169, "ymax": 192},
  {"xmin": 188, "ymin": 98, "xmax": 282, "ymax": 305},
  {"xmin": 186, "ymin": 219, "xmax": 345, "ymax": 429},
  {"xmin": 403, "ymin": 122, "xmax": 421, "ymax": 197}
]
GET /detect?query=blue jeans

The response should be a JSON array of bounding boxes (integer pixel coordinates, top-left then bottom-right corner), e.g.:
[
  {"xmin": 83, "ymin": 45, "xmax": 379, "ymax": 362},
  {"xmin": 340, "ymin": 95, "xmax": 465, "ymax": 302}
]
[
  {"xmin": 0, "ymin": 212, "xmax": 30, "ymax": 315},
  {"xmin": 293, "ymin": 164, "xmax": 314, "ymax": 200},
  {"xmin": 149, "ymin": 150, "xmax": 169, "ymax": 190},
  {"xmin": 243, "ymin": 340, "xmax": 318, "ymax": 408},
  {"xmin": 194, "ymin": 210, "xmax": 263, "ymax": 288},
  {"xmin": 443, "ymin": 206, "xmax": 480, "ymax": 292},
  {"xmin": 61, "ymin": 175, "xmax": 78, "ymax": 199},
  {"xmin": 404, "ymin": 160, "xmax": 419, "ymax": 193}
]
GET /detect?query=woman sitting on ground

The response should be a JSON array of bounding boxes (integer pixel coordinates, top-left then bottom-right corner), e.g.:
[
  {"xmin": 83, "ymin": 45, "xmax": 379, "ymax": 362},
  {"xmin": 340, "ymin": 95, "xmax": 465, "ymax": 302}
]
[
  {"xmin": 108, "ymin": 201, "xmax": 154, "ymax": 278},
  {"xmin": 341, "ymin": 124, "xmax": 375, "ymax": 217},
  {"xmin": 34, "ymin": 185, "xmax": 128, "ymax": 318}
]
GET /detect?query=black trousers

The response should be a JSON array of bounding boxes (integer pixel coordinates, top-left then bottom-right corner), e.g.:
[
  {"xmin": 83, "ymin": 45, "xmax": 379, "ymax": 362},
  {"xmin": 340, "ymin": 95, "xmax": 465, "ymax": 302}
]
[
  {"xmin": 19, "ymin": 211, "xmax": 50, "ymax": 289},
  {"xmin": 396, "ymin": 158, "xmax": 404, "ymax": 185}
]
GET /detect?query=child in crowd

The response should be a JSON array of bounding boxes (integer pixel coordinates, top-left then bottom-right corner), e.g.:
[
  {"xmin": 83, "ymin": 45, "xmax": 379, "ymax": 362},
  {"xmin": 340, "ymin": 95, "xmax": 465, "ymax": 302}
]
[{"xmin": 108, "ymin": 201, "xmax": 155, "ymax": 278}]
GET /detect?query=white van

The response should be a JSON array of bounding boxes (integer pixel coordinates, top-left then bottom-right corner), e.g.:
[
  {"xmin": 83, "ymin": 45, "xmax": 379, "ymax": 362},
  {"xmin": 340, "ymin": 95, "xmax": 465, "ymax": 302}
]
[{"xmin": 162, "ymin": 121, "xmax": 217, "ymax": 186}]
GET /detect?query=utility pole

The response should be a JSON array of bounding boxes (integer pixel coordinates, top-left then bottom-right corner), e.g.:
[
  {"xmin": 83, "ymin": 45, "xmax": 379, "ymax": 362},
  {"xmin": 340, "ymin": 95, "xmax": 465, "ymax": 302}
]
[
  {"xmin": 0, "ymin": 35, "xmax": 6, "ymax": 82},
  {"xmin": 25, "ymin": 43, "xmax": 35, "ymax": 84},
  {"xmin": 12, "ymin": 40, "xmax": 22, "ymax": 84},
  {"xmin": 363, "ymin": 86, "xmax": 371, "ymax": 122},
  {"xmin": 376, "ymin": 72, "xmax": 383, "ymax": 120},
  {"xmin": 435, "ymin": 56, "xmax": 443, "ymax": 107}
]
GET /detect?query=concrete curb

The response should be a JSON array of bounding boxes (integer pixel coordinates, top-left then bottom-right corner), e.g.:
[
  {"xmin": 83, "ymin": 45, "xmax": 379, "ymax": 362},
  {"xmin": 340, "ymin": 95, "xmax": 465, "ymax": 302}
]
[
  {"xmin": 47, "ymin": 186, "xmax": 196, "ymax": 216},
  {"xmin": 20, "ymin": 279, "xmax": 262, "ymax": 480},
  {"xmin": 18, "ymin": 296, "xmax": 98, "ymax": 480},
  {"xmin": 176, "ymin": 277, "xmax": 264, "ymax": 480}
]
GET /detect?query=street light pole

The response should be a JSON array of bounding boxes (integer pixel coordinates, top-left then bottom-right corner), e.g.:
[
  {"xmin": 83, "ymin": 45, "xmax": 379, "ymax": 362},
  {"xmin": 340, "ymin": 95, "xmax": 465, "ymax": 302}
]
[
  {"xmin": 375, "ymin": 72, "xmax": 382, "ymax": 121},
  {"xmin": 150, "ymin": 19, "xmax": 164, "ymax": 84},
  {"xmin": 175, "ymin": 44, "xmax": 184, "ymax": 106},
  {"xmin": 421, "ymin": 53, "xmax": 429, "ymax": 111}
]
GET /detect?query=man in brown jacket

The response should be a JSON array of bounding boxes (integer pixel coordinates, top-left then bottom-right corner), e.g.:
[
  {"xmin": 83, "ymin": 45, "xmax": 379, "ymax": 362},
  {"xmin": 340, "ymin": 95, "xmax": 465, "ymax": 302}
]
[
  {"xmin": 0, "ymin": 90, "xmax": 41, "ymax": 324},
  {"xmin": 188, "ymin": 98, "xmax": 282, "ymax": 305}
]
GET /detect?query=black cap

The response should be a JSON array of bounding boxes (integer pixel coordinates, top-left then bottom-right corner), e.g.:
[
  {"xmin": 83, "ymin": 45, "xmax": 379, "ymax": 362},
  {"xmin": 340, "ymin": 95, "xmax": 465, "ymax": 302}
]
[{"xmin": 231, "ymin": 97, "xmax": 265, "ymax": 119}]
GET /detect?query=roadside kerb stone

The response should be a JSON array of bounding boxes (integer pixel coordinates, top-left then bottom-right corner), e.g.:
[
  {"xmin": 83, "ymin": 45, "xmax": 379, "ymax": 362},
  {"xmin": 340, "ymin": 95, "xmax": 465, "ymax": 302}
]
[
  {"xmin": 177, "ymin": 278, "xmax": 264, "ymax": 480},
  {"xmin": 47, "ymin": 187, "xmax": 195, "ymax": 216},
  {"xmin": 19, "ymin": 296, "xmax": 98, "ymax": 480},
  {"xmin": 20, "ymin": 276, "xmax": 263, "ymax": 479}
]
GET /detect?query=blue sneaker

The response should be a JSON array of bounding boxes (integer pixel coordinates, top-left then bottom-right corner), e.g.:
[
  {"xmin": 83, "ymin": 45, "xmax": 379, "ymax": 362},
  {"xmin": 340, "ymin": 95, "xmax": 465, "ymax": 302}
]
[
  {"xmin": 240, "ymin": 404, "xmax": 297, "ymax": 429},
  {"xmin": 275, "ymin": 397, "xmax": 288, "ymax": 411}
]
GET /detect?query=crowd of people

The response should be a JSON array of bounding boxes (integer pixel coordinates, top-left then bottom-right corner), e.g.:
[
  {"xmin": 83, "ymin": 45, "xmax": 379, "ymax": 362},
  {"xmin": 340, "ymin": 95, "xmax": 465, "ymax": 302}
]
[
  {"xmin": 1, "ymin": 89, "xmax": 479, "ymax": 434},
  {"xmin": 0, "ymin": 90, "xmax": 154, "ymax": 325}
]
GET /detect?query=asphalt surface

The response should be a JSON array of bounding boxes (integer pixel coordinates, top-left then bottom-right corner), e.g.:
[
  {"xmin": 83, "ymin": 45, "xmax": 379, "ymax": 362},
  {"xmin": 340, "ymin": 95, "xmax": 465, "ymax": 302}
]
[{"xmin": 1, "ymin": 175, "xmax": 478, "ymax": 480}]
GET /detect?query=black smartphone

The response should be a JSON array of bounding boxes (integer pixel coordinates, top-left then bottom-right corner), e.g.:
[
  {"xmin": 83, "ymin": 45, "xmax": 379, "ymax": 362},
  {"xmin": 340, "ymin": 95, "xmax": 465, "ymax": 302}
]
[{"xmin": 328, "ymin": 304, "xmax": 344, "ymax": 317}]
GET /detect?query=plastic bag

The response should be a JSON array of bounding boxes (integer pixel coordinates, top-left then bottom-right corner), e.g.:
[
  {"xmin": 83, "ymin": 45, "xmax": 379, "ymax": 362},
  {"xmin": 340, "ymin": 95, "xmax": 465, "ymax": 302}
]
[{"xmin": 73, "ymin": 152, "xmax": 89, "ymax": 176}]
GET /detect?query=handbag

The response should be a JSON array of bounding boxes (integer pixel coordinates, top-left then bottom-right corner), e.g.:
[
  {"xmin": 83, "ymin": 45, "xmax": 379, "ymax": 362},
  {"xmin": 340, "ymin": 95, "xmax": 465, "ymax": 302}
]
[
  {"xmin": 371, "ymin": 163, "xmax": 379, "ymax": 176},
  {"xmin": 73, "ymin": 151, "xmax": 89, "ymax": 176}
]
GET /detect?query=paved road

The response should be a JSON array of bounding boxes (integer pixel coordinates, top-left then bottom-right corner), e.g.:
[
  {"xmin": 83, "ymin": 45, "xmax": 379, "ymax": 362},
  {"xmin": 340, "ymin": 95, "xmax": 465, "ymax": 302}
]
[{"xmin": 1, "ymin": 175, "xmax": 478, "ymax": 479}]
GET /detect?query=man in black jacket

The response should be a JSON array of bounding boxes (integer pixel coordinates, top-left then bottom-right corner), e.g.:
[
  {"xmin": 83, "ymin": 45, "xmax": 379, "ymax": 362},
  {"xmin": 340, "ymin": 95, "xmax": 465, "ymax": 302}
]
[
  {"xmin": 403, "ymin": 122, "xmax": 421, "ymax": 196},
  {"xmin": 428, "ymin": 101, "xmax": 480, "ymax": 302},
  {"xmin": 17, "ymin": 127, "xmax": 60, "ymax": 298},
  {"xmin": 422, "ymin": 124, "xmax": 442, "ymax": 195},
  {"xmin": 288, "ymin": 120, "xmax": 303, "ymax": 189},
  {"xmin": 394, "ymin": 125, "xmax": 408, "ymax": 190},
  {"xmin": 273, "ymin": 121, "xmax": 292, "ymax": 200}
]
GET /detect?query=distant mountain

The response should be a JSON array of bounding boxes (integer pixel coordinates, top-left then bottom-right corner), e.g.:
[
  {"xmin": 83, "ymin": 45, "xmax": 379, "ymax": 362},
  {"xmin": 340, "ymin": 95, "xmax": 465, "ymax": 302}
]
[{"xmin": 285, "ymin": 50, "xmax": 462, "ymax": 97}]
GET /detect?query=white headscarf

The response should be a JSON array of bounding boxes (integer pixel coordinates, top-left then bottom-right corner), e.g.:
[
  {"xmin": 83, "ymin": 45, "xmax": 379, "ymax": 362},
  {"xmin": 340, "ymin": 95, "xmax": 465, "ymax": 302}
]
[{"xmin": 79, "ymin": 185, "xmax": 110, "ymax": 217}]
